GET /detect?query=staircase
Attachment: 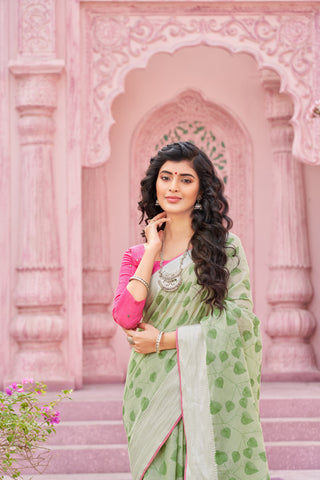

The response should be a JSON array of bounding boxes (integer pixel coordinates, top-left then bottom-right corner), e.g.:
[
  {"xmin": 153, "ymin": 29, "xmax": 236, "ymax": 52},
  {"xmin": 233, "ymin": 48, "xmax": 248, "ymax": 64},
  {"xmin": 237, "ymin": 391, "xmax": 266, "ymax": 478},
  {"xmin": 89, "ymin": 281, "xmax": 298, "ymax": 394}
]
[{"xmin": 26, "ymin": 383, "xmax": 320, "ymax": 480}]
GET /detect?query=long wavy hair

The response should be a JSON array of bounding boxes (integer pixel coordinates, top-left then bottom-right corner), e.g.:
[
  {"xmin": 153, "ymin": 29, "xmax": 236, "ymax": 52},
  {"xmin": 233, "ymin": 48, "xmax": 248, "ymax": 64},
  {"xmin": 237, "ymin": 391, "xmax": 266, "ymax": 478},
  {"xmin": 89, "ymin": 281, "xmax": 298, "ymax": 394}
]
[{"xmin": 138, "ymin": 141, "xmax": 235, "ymax": 311}]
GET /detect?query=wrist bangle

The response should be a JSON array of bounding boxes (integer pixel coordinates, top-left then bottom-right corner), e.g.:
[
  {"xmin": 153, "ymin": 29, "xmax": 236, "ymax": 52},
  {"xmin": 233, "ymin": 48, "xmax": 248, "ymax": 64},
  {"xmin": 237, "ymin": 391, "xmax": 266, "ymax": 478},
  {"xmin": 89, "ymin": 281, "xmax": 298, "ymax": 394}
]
[
  {"xmin": 129, "ymin": 275, "xmax": 150, "ymax": 291},
  {"xmin": 156, "ymin": 331, "xmax": 164, "ymax": 354}
]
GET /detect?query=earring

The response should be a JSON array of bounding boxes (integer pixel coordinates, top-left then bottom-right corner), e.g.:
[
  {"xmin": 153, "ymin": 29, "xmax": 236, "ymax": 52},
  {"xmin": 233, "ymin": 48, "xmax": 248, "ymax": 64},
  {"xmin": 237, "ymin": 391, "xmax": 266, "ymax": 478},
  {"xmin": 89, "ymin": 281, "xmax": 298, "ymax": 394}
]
[
  {"xmin": 155, "ymin": 199, "xmax": 160, "ymax": 206},
  {"xmin": 194, "ymin": 200, "xmax": 202, "ymax": 210}
]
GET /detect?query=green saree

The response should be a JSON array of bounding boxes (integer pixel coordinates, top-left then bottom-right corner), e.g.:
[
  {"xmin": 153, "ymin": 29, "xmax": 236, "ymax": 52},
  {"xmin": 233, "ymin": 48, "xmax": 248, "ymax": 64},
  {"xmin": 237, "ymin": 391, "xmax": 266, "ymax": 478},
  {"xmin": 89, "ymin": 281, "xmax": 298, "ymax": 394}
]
[{"xmin": 123, "ymin": 233, "xmax": 270, "ymax": 480}]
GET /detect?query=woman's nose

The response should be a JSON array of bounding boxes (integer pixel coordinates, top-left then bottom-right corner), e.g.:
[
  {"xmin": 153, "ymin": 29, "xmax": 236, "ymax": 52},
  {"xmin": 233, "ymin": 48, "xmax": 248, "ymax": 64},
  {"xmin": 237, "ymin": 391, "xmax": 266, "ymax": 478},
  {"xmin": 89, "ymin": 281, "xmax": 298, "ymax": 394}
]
[{"xmin": 169, "ymin": 178, "xmax": 179, "ymax": 192}]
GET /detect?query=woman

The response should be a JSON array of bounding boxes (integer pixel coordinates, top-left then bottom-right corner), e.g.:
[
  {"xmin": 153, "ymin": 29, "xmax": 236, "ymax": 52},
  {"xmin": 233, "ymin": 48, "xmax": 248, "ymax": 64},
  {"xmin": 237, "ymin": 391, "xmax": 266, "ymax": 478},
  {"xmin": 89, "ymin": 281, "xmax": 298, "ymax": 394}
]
[{"xmin": 113, "ymin": 141, "xmax": 270, "ymax": 480}]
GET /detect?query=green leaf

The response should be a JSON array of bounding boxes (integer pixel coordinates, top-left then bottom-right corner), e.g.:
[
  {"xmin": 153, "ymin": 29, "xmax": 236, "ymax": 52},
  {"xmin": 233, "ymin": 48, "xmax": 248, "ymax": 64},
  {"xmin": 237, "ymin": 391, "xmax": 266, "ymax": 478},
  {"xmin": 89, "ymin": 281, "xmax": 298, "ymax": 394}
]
[
  {"xmin": 206, "ymin": 352, "xmax": 216, "ymax": 365},
  {"xmin": 232, "ymin": 451, "xmax": 240, "ymax": 463},
  {"xmin": 207, "ymin": 328, "xmax": 217, "ymax": 339},
  {"xmin": 226, "ymin": 312, "xmax": 236, "ymax": 326},
  {"xmin": 221, "ymin": 427, "xmax": 231, "ymax": 439},
  {"xmin": 141, "ymin": 397, "xmax": 149, "ymax": 412},
  {"xmin": 210, "ymin": 401, "xmax": 222, "ymax": 415},
  {"xmin": 247, "ymin": 437, "xmax": 258, "ymax": 448},
  {"xmin": 243, "ymin": 386, "xmax": 252, "ymax": 398},
  {"xmin": 225, "ymin": 401, "xmax": 235, "ymax": 412},
  {"xmin": 243, "ymin": 330, "xmax": 252, "ymax": 342},
  {"xmin": 243, "ymin": 447, "xmax": 253, "ymax": 459},
  {"xmin": 215, "ymin": 377, "xmax": 224, "ymax": 389},
  {"xmin": 177, "ymin": 310, "xmax": 189, "ymax": 325},
  {"xmin": 241, "ymin": 411, "xmax": 254, "ymax": 425},
  {"xmin": 245, "ymin": 461, "xmax": 259, "ymax": 475},
  {"xmin": 219, "ymin": 351, "xmax": 228, "ymax": 362},
  {"xmin": 215, "ymin": 450, "xmax": 228, "ymax": 465},
  {"xmin": 234, "ymin": 361, "xmax": 246, "ymax": 375},
  {"xmin": 239, "ymin": 397, "xmax": 248, "ymax": 408}
]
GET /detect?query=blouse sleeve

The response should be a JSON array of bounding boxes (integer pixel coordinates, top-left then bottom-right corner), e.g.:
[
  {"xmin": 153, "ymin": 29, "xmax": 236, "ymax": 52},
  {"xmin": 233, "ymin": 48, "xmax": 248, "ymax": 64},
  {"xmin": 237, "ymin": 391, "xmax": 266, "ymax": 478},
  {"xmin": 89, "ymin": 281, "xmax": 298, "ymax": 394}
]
[{"xmin": 112, "ymin": 246, "xmax": 146, "ymax": 329}]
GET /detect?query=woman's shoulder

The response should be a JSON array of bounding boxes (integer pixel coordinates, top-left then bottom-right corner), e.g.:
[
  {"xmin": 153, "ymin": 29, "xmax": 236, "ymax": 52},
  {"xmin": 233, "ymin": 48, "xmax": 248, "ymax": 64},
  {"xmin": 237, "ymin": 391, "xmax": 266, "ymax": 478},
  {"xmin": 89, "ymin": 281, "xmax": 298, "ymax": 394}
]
[{"xmin": 124, "ymin": 243, "xmax": 146, "ymax": 261}]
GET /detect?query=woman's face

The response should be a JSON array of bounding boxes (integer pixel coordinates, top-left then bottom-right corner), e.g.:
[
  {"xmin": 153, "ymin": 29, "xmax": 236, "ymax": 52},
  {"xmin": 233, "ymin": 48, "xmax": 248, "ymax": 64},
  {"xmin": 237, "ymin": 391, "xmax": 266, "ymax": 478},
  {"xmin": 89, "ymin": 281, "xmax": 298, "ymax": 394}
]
[{"xmin": 156, "ymin": 160, "xmax": 200, "ymax": 216}]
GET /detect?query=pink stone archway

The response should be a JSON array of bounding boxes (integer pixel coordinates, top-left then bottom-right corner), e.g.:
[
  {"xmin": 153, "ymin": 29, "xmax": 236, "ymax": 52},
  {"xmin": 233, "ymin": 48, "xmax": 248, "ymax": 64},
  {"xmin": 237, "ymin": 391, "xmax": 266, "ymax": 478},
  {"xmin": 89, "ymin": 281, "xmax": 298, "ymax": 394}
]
[
  {"xmin": 82, "ymin": 3, "xmax": 320, "ymax": 167},
  {"xmin": 130, "ymin": 89, "xmax": 254, "ymax": 268}
]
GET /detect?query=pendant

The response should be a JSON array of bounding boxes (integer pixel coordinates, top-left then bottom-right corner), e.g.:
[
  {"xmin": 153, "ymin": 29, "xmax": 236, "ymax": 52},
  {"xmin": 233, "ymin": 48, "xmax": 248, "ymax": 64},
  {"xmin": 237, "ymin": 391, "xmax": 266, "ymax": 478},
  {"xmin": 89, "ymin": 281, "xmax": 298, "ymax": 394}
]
[{"xmin": 158, "ymin": 274, "xmax": 182, "ymax": 292}]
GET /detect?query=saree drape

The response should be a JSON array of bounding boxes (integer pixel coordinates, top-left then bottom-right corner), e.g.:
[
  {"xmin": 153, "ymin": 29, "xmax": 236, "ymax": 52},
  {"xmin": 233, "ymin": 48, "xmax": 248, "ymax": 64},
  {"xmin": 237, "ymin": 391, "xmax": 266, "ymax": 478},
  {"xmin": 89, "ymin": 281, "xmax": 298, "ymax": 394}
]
[{"xmin": 123, "ymin": 233, "xmax": 270, "ymax": 480}]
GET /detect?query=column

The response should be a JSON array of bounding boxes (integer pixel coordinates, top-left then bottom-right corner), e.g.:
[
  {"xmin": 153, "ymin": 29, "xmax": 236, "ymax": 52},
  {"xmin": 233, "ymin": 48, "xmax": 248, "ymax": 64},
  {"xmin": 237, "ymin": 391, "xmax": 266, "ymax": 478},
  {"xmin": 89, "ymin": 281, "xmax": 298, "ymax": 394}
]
[
  {"xmin": 262, "ymin": 70, "xmax": 320, "ymax": 381},
  {"xmin": 7, "ymin": 0, "xmax": 73, "ymax": 387},
  {"xmin": 82, "ymin": 166, "xmax": 122, "ymax": 383},
  {"xmin": 8, "ymin": 67, "xmax": 73, "ymax": 387}
]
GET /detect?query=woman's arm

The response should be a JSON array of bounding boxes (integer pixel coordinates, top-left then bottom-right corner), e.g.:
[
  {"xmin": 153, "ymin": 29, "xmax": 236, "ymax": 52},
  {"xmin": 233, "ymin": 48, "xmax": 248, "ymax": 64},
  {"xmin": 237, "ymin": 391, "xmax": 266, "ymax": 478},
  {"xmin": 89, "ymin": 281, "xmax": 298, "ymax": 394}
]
[
  {"xmin": 112, "ymin": 212, "xmax": 170, "ymax": 329},
  {"xmin": 123, "ymin": 323, "xmax": 176, "ymax": 354}
]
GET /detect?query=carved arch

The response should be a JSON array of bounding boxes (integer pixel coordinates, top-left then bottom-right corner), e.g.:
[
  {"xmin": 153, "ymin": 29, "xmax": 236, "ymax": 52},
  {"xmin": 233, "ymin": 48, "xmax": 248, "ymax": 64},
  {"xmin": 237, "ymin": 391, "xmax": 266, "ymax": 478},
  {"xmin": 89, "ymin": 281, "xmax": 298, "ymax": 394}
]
[
  {"xmin": 130, "ymin": 89, "xmax": 254, "ymax": 268},
  {"xmin": 81, "ymin": 5, "xmax": 319, "ymax": 166}
]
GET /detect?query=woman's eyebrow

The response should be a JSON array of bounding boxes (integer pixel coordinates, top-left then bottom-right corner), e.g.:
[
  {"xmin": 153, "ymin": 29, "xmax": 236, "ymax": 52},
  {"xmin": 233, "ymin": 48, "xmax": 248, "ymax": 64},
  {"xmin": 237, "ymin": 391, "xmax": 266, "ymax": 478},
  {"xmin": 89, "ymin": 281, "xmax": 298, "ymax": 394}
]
[{"xmin": 159, "ymin": 169, "xmax": 195, "ymax": 178}]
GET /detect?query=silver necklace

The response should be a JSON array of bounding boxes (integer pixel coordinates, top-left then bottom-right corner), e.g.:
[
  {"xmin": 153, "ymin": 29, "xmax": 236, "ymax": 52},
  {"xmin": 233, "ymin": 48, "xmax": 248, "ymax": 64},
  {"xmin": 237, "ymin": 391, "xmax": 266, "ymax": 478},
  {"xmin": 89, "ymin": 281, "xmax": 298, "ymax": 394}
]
[{"xmin": 158, "ymin": 240, "xmax": 190, "ymax": 292}]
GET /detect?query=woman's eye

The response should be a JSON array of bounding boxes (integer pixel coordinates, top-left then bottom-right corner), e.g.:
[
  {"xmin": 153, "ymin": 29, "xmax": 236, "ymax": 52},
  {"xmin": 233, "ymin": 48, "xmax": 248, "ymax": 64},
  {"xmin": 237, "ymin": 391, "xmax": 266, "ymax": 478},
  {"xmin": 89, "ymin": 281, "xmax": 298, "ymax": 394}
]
[
  {"xmin": 160, "ymin": 175, "xmax": 169, "ymax": 181},
  {"xmin": 182, "ymin": 178, "xmax": 192, "ymax": 184}
]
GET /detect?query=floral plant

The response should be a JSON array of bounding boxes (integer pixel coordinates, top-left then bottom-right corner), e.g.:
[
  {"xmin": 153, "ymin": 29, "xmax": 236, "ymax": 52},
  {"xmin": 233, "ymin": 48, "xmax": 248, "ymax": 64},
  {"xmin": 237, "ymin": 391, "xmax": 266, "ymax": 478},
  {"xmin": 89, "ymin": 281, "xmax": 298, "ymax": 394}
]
[{"xmin": 0, "ymin": 379, "xmax": 72, "ymax": 479}]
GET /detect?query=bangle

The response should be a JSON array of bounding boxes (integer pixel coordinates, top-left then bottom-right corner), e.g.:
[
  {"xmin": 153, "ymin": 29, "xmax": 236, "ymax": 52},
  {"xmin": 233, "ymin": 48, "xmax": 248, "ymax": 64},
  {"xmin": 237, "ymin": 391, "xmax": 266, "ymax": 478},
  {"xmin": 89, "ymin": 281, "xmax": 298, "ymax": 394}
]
[
  {"xmin": 156, "ymin": 331, "xmax": 164, "ymax": 354},
  {"xmin": 129, "ymin": 275, "xmax": 150, "ymax": 291}
]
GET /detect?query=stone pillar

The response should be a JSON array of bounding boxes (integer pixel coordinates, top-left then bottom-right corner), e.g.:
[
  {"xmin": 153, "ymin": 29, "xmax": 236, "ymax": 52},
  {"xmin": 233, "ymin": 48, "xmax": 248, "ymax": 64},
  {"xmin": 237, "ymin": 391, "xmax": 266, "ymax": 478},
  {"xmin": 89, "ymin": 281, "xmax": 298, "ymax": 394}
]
[
  {"xmin": 82, "ymin": 166, "xmax": 121, "ymax": 383},
  {"xmin": 262, "ymin": 70, "xmax": 320, "ymax": 381},
  {"xmin": 8, "ymin": 66, "xmax": 73, "ymax": 387}
]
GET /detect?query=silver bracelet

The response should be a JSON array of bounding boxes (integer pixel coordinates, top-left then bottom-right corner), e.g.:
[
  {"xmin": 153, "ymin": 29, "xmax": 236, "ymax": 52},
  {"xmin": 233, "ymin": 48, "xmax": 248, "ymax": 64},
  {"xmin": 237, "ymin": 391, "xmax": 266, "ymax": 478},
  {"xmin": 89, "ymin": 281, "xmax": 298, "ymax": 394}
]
[
  {"xmin": 156, "ymin": 331, "xmax": 164, "ymax": 354},
  {"xmin": 129, "ymin": 275, "xmax": 150, "ymax": 291}
]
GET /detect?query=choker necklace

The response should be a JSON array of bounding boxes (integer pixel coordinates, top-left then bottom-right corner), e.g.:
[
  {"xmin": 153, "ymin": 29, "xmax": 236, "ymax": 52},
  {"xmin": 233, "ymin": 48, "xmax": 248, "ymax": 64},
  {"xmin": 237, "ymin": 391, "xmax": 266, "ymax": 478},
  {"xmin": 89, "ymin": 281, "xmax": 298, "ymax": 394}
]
[{"xmin": 158, "ymin": 239, "xmax": 190, "ymax": 292}]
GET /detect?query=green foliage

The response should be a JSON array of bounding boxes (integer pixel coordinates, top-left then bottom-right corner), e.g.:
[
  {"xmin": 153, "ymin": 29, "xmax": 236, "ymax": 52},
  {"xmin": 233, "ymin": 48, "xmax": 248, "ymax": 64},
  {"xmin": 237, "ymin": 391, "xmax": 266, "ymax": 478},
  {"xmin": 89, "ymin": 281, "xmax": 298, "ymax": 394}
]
[{"xmin": 0, "ymin": 380, "xmax": 72, "ymax": 479}]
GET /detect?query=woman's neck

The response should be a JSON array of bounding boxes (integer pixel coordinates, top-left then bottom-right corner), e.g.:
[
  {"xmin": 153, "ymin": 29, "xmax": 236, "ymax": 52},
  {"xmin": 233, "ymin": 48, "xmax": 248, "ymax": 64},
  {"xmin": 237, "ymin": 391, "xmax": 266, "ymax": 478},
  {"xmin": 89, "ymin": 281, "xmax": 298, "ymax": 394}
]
[{"xmin": 163, "ymin": 214, "xmax": 193, "ymax": 242}]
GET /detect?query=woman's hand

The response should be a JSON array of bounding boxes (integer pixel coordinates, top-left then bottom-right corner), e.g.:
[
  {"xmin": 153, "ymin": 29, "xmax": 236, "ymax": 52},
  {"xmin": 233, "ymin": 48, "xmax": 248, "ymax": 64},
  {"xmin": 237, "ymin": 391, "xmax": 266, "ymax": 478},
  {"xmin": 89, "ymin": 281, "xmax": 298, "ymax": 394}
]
[
  {"xmin": 144, "ymin": 212, "xmax": 171, "ymax": 255},
  {"xmin": 123, "ymin": 323, "xmax": 159, "ymax": 354}
]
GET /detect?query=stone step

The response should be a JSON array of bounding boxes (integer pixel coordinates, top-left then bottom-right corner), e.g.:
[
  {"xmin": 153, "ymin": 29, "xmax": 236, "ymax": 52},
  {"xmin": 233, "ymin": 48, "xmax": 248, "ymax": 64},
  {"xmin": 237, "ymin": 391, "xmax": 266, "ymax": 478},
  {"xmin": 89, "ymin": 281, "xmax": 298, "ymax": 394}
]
[
  {"xmin": 47, "ymin": 417, "xmax": 320, "ymax": 446},
  {"xmin": 46, "ymin": 442, "xmax": 320, "ymax": 473},
  {"xmin": 47, "ymin": 420, "xmax": 127, "ymax": 445},
  {"xmin": 25, "ymin": 441, "xmax": 320, "ymax": 474},
  {"xmin": 262, "ymin": 418, "xmax": 320, "ymax": 442},
  {"xmin": 15, "ymin": 474, "xmax": 320, "ymax": 480},
  {"xmin": 266, "ymin": 441, "xmax": 320, "ymax": 470},
  {"xmin": 39, "ymin": 445, "xmax": 130, "ymax": 474}
]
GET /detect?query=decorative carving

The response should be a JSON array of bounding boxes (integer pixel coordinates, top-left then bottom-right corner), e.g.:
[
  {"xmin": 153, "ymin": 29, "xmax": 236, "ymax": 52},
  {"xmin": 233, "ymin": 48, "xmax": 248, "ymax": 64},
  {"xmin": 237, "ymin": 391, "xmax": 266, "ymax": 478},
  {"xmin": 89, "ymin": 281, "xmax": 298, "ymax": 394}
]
[
  {"xmin": 9, "ymin": 69, "xmax": 72, "ymax": 387},
  {"xmin": 155, "ymin": 121, "xmax": 228, "ymax": 183},
  {"xmin": 131, "ymin": 89, "xmax": 254, "ymax": 273},
  {"xmin": 82, "ymin": 7, "xmax": 318, "ymax": 165},
  {"xmin": 82, "ymin": 166, "xmax": 121, "ymax": 383},
  {"xmin": 262, "ymin": 70, "xmax": 319, "ymax": 381},
  {"xmin": 18, "ymin": 0, "xmax": 55, "ymax": 57}
]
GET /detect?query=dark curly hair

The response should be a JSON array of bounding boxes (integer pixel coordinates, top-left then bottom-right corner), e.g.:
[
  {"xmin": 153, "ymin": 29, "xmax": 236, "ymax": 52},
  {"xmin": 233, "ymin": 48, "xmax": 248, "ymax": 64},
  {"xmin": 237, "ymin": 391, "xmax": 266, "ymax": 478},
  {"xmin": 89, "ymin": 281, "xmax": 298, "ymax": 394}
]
[{"xmin": 138, "ymin": 141, "xmax": 235, "ymax": 311}]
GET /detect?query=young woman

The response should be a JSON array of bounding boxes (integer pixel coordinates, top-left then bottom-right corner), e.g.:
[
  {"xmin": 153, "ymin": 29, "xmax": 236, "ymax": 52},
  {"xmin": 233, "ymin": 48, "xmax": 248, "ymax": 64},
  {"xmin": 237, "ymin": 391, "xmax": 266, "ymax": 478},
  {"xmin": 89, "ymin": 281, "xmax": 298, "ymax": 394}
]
[{"xmin": 113, "ymin": 141, "xmax": 270, "ymax": 480}]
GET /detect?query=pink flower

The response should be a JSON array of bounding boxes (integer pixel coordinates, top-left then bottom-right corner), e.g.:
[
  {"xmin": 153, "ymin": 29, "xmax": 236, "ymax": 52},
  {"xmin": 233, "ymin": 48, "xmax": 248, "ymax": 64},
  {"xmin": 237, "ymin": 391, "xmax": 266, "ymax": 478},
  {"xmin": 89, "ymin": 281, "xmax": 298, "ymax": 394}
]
[
  {"xmin": 5, "ymin": 388, "xmax": 12, "ymax": 396},
  {"xmin": 49, "ymin": 411, "xmax": 60, "ymax": 425},
  {"xmin": 22, "ymin": 378, "xmax": 34, "ymax": 384},
  {"xmin": 41, "ymin": 406, "xmax": 60, "ymax": 425}
]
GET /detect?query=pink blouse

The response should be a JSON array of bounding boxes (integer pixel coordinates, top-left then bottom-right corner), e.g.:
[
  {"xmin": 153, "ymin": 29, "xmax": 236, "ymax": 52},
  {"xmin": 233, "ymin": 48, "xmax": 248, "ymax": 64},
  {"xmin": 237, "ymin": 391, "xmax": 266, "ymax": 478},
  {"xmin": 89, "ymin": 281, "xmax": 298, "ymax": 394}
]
[{"xmin": 112, "ymin": 244, "xmax": 178, "ymax": 329}]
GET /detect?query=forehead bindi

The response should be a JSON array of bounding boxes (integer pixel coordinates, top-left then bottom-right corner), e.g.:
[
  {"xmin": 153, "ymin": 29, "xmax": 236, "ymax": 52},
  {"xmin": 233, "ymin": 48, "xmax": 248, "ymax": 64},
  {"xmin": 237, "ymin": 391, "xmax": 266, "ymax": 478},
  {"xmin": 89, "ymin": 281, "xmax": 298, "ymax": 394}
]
[{"xmin": 160, "ymin": 161, "xmax": 197, "ymax": 178}]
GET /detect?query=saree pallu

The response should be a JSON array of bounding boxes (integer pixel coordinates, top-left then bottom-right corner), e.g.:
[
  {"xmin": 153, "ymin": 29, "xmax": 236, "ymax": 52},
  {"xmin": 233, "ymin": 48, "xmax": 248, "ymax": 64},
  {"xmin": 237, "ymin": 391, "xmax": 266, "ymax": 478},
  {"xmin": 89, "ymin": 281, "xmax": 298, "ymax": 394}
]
[{"xmin": 123, "ymin": 234, "xmax": 270, "ymax": 480}]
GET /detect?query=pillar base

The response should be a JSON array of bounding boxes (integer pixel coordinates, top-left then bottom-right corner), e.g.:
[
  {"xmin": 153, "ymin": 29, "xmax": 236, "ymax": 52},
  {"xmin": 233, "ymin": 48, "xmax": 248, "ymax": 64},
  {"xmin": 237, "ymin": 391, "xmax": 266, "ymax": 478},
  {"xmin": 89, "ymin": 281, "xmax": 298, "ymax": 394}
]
[{"xmin": 263, "ymin": 341, "xmax": 320, "ymax": 381}]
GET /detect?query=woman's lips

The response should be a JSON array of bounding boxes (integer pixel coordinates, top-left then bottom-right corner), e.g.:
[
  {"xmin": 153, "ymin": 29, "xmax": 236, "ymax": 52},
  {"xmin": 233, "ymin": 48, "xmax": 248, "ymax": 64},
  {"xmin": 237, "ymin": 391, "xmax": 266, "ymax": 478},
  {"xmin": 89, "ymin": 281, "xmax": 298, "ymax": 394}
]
[{"xmin": 165, "ymin": 196, "xmax": 181, "ymax": 203}]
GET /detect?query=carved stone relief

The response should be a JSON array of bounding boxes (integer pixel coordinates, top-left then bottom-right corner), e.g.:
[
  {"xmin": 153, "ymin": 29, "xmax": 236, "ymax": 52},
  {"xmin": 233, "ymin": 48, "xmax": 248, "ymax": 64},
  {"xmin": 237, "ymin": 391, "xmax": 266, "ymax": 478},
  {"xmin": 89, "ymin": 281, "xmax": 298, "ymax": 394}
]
[
  {"xmin": 82, "ymin": 4, "xmax": 319, "ymax": 166},
  {"xmin": 19, "ymin": 0, "xmax": 55, "ymax": 57}
]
